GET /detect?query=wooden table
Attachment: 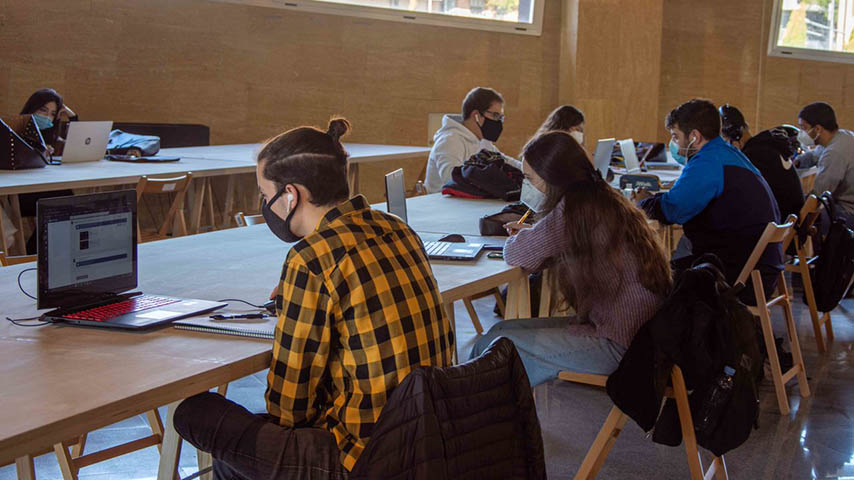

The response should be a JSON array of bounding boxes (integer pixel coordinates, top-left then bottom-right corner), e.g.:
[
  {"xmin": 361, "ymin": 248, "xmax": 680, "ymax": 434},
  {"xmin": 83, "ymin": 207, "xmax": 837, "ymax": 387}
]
[
  {"xmin": 0, "ymin": 143, "xmax": 430, "ymax": 256},
  {"xmin": 0, "ymin": 195, "xmax": 526, "ymax": 479}
]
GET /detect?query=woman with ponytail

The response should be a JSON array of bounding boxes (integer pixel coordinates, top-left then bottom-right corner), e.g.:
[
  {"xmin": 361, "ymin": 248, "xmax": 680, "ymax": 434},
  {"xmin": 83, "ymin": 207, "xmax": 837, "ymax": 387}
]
[{"xmin": 470, "ymin": 131, "xmax": 671, "ymax": 386}]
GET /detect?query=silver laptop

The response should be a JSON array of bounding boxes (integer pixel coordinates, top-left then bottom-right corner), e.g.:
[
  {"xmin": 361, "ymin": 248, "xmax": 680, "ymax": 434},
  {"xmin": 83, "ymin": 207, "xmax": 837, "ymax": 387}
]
[
  {"xmin": 60, "ymin": 121, "xmax": 113, "ymax": 163},
  {"xmin": 384, "ymin": 169, "xmax": 484, "ymax": 261},
  {"xmin": 37, "ymin": 190, "xmax": 226, "ymax": 329},
  {"xmin": 619, "ymin": 139, "xmax": 641, "ymax": 174},
  {"xmin": 593, "ymin": 138, "xmax": 617, "ymax": 180}
]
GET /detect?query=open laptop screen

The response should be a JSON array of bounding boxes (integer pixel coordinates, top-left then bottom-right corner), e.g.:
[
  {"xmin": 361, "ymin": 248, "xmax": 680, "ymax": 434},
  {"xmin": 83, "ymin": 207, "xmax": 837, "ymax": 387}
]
[
  {"xmin": 37, "ymin": 190, "xmax": 138, "ymax": 310},
  {"xmin": 385, "ymin": 168, "xmax": 408, "ymax": 224}
]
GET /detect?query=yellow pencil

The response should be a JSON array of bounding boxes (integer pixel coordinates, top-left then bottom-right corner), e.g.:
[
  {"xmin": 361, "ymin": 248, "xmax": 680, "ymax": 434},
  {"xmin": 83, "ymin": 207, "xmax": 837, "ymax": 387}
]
[{"xmin": 518, "ymin": 209, "xmax": 532, "ymax": 225}]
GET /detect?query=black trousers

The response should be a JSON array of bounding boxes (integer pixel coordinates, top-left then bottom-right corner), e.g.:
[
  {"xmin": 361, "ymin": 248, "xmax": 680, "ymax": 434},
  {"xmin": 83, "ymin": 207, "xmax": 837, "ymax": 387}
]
[{"xmin": 173, "ymin": 392, "xmax": 348, "ymax": 480}]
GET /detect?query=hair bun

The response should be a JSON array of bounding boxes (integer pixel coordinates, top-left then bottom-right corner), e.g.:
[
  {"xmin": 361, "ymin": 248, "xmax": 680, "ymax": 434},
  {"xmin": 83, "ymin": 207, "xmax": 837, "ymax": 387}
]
[{"xmin": 326, "ymin": 117, "xmax": 351, "ymax": 142}]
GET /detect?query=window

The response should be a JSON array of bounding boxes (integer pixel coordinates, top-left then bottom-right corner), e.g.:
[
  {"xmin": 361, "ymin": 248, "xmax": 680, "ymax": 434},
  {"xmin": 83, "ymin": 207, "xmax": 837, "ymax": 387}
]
[
  {"xmin": 222, "ymin": 0, "xmax": 543, "ymax": 35},
  {"xmin": 769, "ymin": 0, "xmax": 854, "ymax": 64}
]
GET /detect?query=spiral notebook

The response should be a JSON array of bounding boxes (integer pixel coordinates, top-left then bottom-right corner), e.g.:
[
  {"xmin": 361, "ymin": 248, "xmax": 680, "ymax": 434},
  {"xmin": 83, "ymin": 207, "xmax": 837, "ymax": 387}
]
[{"xmin": 173, "ymin": 316, "xmax": 276, "ymax": 340}]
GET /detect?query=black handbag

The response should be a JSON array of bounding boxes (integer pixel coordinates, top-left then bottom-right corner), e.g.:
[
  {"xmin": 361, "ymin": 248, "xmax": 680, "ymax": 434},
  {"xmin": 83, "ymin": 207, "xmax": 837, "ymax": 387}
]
[
  {"xmin": 812, "ymin": 192, "xmax": 854, "ymax": 312},
  {"xmin": 0, "ymin": 115, "xmax": 49, "ymax": 170}
]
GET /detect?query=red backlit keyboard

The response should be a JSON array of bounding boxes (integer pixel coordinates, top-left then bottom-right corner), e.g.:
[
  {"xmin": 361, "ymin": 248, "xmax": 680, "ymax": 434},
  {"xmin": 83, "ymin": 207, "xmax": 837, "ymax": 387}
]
[{"xmin": 64, "ymin": 295, "xmax": 179, "ymax": 322}]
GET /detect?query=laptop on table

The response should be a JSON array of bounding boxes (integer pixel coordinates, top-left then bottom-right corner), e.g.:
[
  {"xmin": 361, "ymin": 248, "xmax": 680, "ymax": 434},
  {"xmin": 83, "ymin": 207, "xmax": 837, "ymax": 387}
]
[
  {"xmin": 37, "ymin": 190, "xmax": 226, "ymax": 329},
  {"xmin": 618, "ymin": 139, "xmax": 642, "ymax": 174},
  {"xmin": 384, "ymin": 168, "xmax": 484, "ymax": 261},
  {"xmin": 58, "ymin": 121, "xmax": 113, "ymax": 163},
  {"xmin": 593, "ymin": 138, "xmax": 617, "ymax": 180}
]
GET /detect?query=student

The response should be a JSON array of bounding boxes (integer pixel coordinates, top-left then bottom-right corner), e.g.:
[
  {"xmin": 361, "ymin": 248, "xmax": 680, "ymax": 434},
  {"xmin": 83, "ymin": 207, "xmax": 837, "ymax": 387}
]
[
  {"xmin": 719, "ymin": 104, "xmax": 804, "ymax": 221},
  {"xmin": 470, "ymin": 131, "xmax": 670, "ymax": 386},
  {"xmin": 173, "ymin": 118, "xmax": 454, "ymax": 476},
  {"xmin": 534, "ymin": 105, "xmax": 585, "ymax": 144},
  {"xmin": 425, "ymin": 86, "xmax": 519, "ymax": 193},
  {"xmin": 18, "ymin": 88, "xmax": 76, "ymax": 254},
  {"xmin": 794, "ymin": 101, "xmax": 854, "ymax": 227},
  {"xmin": 636, "ymin": 99, "xmax": 782, "ymax": 302}
]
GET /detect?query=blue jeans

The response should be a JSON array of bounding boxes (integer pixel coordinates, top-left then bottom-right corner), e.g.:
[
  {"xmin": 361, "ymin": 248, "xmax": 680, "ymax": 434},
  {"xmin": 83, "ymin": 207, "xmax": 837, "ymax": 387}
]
[{"xmin": 468, "ymin": 317, "xmax": 627, "ymax": 387}]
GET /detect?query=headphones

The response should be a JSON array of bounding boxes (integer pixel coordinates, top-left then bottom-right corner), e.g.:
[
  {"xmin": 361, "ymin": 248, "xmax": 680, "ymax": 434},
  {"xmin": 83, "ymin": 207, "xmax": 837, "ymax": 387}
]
[{"xmin": 718, "ymin": 105, "xmax": 744, "ymax": 142}]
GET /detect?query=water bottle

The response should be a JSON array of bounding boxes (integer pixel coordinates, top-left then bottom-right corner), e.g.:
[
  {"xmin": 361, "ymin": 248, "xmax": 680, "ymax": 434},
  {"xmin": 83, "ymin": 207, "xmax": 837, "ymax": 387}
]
[
  {"xmin": 623, "ymin": 183, "xmax": 633, "ymax": 200},
  {"xmin": 695, "ymin": 366, "xmax": 735, "ymax": 435}
]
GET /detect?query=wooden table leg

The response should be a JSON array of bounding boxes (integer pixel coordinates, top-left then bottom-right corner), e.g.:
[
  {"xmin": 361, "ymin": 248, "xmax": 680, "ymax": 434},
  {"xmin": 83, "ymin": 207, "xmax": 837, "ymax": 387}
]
[
  {"xmin": 444, "ymin": 301, "xmax": 458, "ymax": 364},
  {"xmin": 156, "ymin": 401, "xmax": 183, "ymax": 480},
  {"xmin": 348, "ymin": 164, "xmax": 360, "ymax": 196},
  {"xmin": 223, "ymin": 175, "xmax": 236, "ymax": 228},
  {"xmin": 189, "ymin": 179, "xmax": 205, "ymax": 235},
  {"xmin": 15, "ymin": 455, "xmax": 35, "ymax": 480},
  {"xmin": 8, "ymin": 194, "xmax": 27, "ymax": 256},
  {"xmin": 506, "ymin": 274, "xmax": 531, "ymax": 320}
]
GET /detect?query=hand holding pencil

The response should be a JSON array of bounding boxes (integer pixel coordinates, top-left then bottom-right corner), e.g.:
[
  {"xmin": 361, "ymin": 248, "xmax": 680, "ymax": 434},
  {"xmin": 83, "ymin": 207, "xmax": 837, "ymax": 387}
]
[{"xmin": 503, "ymin": 209, "xmax": 533, "ymax": 236}]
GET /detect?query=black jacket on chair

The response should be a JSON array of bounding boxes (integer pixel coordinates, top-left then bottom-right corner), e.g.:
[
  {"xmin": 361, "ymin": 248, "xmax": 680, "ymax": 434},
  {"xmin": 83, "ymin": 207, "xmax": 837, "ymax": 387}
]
[
  {"xmin": 606, "ymin": 257, "xmax": 762, "ymax": 457},
  {"xmin": 349, "ymin": 337, "xmax": 546, "ymax": 480}
]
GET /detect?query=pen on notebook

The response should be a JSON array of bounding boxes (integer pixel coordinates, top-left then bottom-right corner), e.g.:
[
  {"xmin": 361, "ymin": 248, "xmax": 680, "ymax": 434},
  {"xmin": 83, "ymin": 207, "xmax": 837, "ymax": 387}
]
[{"xmin": 209, "ymin": 313, "xmax": 269, "ymax": 321}]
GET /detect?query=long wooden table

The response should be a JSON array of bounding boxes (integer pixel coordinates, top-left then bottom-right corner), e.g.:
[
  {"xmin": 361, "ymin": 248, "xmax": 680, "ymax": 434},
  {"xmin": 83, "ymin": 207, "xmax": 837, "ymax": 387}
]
[
  {"xmin": 0, "ymin": 194, "xmax": 525, "ymax": 479},
  {"xmin": 0, "ymin": 143, "xmax": 430, "ymax": 256}
]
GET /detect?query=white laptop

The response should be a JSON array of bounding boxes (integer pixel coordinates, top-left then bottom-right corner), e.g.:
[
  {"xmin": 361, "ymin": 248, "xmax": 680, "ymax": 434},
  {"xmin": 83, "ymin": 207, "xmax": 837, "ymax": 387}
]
[
  {"xmin": 619, "ymin": 139, "xmax": 641, "ymax": 173},
  {"xmin": 60, "ymin": 121, "xmax": 113, "ymax": 163},
  {"xmin": 593, "ymin": 138, "xmax": 617, "ymax": 180},
  {"xmin": 384, "ymin": 168, "xmax": 484, "ymax": 261}
]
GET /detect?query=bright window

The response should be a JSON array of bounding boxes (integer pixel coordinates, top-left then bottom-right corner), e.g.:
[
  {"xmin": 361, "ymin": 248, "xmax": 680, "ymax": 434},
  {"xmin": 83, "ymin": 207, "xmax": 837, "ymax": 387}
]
[
  {"xmin": 223, "ymin": 0, "xmax": 543, "ymax": 35},
  {"xmin": 769, "ymin": 0, "xmax": 854, "ymax": 63}
]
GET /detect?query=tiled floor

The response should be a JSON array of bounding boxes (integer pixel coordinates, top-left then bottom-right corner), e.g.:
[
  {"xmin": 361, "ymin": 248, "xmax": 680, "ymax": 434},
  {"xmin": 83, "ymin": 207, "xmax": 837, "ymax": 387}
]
[{"xmin": 2, "ymin": 278, "xmax": 852, "ymax": 479}]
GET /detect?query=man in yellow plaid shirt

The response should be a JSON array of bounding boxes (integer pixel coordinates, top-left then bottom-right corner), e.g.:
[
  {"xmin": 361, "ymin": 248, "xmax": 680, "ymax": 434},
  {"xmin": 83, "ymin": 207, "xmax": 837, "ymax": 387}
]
[{"xmin": 174, "ymin": 118, "xmax": 454, "ymax": 478}]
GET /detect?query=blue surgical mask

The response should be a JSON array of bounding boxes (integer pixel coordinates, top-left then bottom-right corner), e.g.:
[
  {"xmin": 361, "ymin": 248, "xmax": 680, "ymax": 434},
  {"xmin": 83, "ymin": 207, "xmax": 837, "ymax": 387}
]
[
  {"xmin": 33, "ymin": 114, "xmax": 53, "ymax": 131},
  {"xmin": 669, "ymin": 136, "xmax": 696, "ymax": 166},
  {"xmin": 520, "ymin": 178, "xmax": 547, "ymax": 213}
]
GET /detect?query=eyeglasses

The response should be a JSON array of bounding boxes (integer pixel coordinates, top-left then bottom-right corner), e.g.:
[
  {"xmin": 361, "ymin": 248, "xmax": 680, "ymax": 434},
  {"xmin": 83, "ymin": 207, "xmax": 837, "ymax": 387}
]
[{"xmin": 481, "ymin": 110, "xmax": 505, "ymax": 122}]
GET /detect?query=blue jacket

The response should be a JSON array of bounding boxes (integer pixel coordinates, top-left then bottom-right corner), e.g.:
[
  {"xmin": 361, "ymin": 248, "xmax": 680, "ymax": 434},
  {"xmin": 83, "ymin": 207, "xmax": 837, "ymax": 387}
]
[{"xmin": 640, "ymin": 137, "xmax": 783, "ymax": 285}]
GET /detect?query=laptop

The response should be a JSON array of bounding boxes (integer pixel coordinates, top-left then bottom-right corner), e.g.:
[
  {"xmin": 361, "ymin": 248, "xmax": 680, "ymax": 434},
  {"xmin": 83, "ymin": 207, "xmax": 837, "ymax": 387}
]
[
  {"xmin": 593, "ymin": 138, "xmax": 617, "ymax": 180},
  {"xmin": 384, "ymin": 169, "xmax": 484, "ymax": 261},
  {"xmin": 60, "ymin": 121, "xmax": 113, "ymax": 163},
  {"xmin": 619, "ymin": 139, "xmax": 641, "ymax": 174},
  {"xmin": 37, "ymin": 190, "xmax": 226, "ymax": 329}
]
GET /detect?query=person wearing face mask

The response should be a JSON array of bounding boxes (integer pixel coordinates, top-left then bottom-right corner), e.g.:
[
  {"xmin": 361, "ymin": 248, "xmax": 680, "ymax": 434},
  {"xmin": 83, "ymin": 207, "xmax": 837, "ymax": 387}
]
[
  {"xmin": 172, "ymin": 117, "xmax": 453, "ymax": 477},
  {"xmin": 719, "ymin": 104, "xmax": 804, "ymax": 221},
  {"xmin": 18, "ymin": 88, "xmax": 77, "ymax": 254},
  {"xmin": 472, "ymin": 131, "xmax": 670, "ymax": 386},
  {"xmin": 793, "ymin": 101, "xmax": 854, "ymax": 227},
  {"xmin": 424, "ymin": 86, "xmax": 520, "ymax": 193},
  {"xmin": 636, "ymin": 99, "xmax": 782, "ymax": 304},
  {"xmin": 534, "ymin": 105, "xmax": 585, "ymax": 146}
]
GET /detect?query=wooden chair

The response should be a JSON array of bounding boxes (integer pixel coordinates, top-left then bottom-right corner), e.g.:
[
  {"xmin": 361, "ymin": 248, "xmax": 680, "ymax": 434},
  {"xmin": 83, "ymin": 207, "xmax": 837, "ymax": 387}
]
[
  {"xmin": 0, "ymin": 252, "xmax": 36, "ymax": 266},
  {"xmin": 781, "ymin": 195, "xmax": 834, "ymax": 353},
  {"xmin": 735, "ymin": 215, "xmax": 810, "ymax": 415},
  {"xmin": 800, "ymin": 166, "xmax": 818, "ymax": 193},
  {"xmin": 564, "ymin": 366, "xmax": 728, "ymax": 480},
  {"xmin": 135, "ymin": 172, "xmax": 193, "ymax": 242},
  {"xmin": 234, "ymin": 211, "xmax": 266, "ymax": 227}
]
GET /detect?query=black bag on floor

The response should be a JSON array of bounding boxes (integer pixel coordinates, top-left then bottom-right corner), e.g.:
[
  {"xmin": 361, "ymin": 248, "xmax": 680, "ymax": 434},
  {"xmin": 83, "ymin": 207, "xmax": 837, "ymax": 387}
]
[{"xmin": 812, "ymin": 192, "xmax": 854, "ymax": 312}]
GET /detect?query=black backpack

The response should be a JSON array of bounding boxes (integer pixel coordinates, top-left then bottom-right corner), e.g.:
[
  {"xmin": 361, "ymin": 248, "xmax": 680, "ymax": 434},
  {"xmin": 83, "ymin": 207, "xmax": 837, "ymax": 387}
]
[
  {"xmin": 441, "ymin": 150, "xmax": 522, "ymax": 200},
  {"xmin": 813, "ymin": 193, "xmax": 854, "ymax": 312}
]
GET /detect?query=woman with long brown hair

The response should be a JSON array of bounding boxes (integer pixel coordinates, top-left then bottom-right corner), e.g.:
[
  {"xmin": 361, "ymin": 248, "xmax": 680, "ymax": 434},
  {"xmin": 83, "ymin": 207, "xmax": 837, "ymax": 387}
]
[{"xmin": 469, "ymin": 131, "xmax": 671, "ymax": 386}]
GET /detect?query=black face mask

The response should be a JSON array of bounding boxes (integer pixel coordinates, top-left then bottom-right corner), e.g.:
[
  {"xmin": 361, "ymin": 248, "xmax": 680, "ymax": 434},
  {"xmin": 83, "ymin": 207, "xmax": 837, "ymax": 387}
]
[
  {"xmin": 262, "ymin": 187, "xmax": 301, "ymax": 243},
  {"xmin": 479, "ymin": 113, "xmax": 503, "ymax": 142}
]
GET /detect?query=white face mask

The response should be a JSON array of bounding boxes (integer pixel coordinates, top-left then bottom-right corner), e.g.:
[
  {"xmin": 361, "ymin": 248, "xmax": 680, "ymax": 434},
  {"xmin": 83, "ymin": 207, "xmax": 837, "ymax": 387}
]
[
  {"xmin": 520, "ymin": 178, "xmax": 547, "ymax": 213},
  {"xmin": 569, "ymin": 130, "xmax": 584, "ymax": 145},
  {"xmin": 797, "ymin": 128, "xmax": 816, "ymax": 148}
]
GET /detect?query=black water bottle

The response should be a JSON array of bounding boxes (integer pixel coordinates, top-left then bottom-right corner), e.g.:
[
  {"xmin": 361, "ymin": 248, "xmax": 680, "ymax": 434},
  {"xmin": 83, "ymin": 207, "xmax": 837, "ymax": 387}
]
[{"xmin": 696, "ymin": 366, "xmax": 735, "ymax": 435}]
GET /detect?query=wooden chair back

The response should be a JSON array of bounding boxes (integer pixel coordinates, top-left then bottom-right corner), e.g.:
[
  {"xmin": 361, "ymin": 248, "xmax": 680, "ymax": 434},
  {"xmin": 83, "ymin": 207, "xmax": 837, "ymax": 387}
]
[
  {"xmin": 135, "ymin": 172, "xmax": 193, "ymax": 240},
  {"xmin": 734, "ymin": 215, "xmax": 797, "ymax": 287},
  {"xmin": 800, "ymin": 166, "xmax": 818, "ymax": 193},
  {"xmin": 0, "ymin": 252, "xmax": 36, "ymax": 266},
  {"xmin": 781, "ymin": 195, "xmax": 822, "ymax": 253},
  {"xmin": 234, "ymin": 212, "xmax": 266, "ymax": 227}
]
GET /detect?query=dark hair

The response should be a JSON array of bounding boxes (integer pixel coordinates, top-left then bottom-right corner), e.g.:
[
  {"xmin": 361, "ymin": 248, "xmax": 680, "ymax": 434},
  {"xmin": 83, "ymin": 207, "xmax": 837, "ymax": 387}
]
[
  {"xmin": 665, "ymin": 99, "xmax": 721, "ymax": 141},
  {"xmin": 799, "ymin": 102, "xmax": 838, "ymax": 132},
  {"xmin": 522, "ymin": 132, "xmax": 671, "ymax": 314},
  {"xmin": 462, "ymin": 87, "xmax": 504, "ymax": 120},
  {"xmin": 20, "ymin": 88, "xmax": 64, "ymax": 143},
  {"xmin": 719, "ymin": 104, "xmax": 747, "ymax": 142},
  {"xmin": 536, "ymin": 105, "xmax": 585, "ymax": 135},
  {"xmin": 257, "ymin": 117, "xmax": 351, "ymax": 206}
]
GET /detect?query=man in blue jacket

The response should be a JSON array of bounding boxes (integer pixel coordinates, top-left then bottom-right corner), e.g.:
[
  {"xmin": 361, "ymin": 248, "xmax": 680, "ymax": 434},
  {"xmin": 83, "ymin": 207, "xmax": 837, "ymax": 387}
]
[{"xmin": 636, "ymin": 99, "xmax": 783, "ymax": 302}]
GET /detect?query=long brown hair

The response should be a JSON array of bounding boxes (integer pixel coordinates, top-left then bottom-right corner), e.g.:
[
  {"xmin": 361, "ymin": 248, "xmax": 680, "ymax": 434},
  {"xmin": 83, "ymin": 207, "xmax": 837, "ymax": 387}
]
[
  {"xmin": 522, "ymin": 131, "xmax": 671, "ymax": 312},
  {"xmin": 535, "ymin": 105, "xmax": 584, "ymax": 136}
]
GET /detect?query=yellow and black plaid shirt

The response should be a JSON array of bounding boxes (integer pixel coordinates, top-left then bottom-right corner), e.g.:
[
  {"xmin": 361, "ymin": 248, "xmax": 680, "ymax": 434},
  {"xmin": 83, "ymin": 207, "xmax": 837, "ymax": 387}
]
[{"xmin": 265, "ymin": 195, "xmax": 454, "ymax": 470}]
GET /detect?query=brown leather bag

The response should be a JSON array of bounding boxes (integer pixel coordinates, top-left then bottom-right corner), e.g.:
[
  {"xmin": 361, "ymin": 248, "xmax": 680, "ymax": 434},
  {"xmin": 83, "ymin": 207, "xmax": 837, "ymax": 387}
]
[{"xmin": 0, "ymin": 115, "xmax": 49, "ymax": 170}]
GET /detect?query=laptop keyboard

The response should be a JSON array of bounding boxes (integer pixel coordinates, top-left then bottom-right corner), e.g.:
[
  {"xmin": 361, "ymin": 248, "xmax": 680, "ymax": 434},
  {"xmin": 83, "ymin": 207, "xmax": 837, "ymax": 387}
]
[
  {"xmin": 64, "ymin": 295, "xmax": 179, "ymax": 322},
  {"xmin": 424, "ymin": 241, "xmax": 451, "ymax": 256}
]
